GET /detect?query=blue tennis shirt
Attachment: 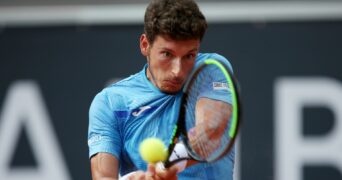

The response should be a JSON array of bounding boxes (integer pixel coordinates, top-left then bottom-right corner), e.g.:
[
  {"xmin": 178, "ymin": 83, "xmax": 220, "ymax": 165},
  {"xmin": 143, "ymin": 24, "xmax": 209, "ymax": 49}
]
[{"xmin": 88, "ymin": 53, "xmax": 235, "ymax": 180}]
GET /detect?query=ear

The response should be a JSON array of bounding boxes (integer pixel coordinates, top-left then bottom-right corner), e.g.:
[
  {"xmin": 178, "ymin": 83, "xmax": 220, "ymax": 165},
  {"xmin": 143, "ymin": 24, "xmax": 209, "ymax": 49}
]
[{"xmin": 140, "ymin": 34, "xmax": 150, "ymax": 56}]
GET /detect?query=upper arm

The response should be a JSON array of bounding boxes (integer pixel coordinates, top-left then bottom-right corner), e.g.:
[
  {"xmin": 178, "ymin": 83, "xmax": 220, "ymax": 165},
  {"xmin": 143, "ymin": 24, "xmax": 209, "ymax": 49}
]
[
  {"xmin": 91, "ymin": 152, "xmax": 119, "ymax": 180},
  {"xmin": 88, "ymin": 91, "xmax": 123, "ymax": 179},
  {"xmin": 88, "ymin": 91, "xmax": 122, "ymax": 162}
]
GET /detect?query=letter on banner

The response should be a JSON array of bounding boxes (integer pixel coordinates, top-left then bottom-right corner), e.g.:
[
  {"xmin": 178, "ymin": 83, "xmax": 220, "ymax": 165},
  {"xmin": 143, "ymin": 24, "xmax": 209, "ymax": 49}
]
[
  {"xmin": 0, "ymin": 81, "xmax": 71, "ymax": 180},
  {"xmin": 275, "ymin": 77, "xmax": 342, "ymax": 180}
]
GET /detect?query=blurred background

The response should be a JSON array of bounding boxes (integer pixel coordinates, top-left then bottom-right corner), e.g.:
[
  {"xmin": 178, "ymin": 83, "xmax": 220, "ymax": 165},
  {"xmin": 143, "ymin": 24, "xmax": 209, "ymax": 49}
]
[{"xmin": 0, "ymin": 0, "xmax": 342, "ymax": 180}]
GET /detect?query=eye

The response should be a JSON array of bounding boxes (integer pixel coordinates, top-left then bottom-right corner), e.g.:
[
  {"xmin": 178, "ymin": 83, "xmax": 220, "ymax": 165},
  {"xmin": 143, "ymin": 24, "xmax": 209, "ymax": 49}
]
[
  {"xmin": 185, "ymin": 53, "xmax": 196, "ymax": 60},
  {"xmin": 162, "ymin": 51, "xmax": 172, "ymax": 58},
  {"xmin": 162, "ymin": 51, "xmax": 171, "ymax": 57}
]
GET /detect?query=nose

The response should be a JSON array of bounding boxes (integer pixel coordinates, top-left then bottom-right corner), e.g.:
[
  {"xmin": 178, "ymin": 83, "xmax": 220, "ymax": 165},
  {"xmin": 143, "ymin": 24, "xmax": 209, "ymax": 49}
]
[{"xmin": 171, "ymin": 58, "xmax": 183, "ymax": 77}]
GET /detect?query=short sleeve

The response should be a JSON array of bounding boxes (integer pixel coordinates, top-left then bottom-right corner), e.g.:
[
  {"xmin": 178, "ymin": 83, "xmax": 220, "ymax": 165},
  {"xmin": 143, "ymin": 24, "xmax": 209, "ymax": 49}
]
[
  {"xmin": 88, "ymin": 89, "xmax": 122, "ymax": 160},
  {"xmin": 197, "ymin": 54, "xmax": 234, "ymax": 104}
]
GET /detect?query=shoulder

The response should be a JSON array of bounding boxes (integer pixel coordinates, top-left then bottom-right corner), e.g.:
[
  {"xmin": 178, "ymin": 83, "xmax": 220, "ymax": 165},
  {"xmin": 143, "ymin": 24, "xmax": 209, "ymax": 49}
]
[
  {"xmin": 108, "ymin": 68, "xmax": 146, "ymax": 89},
  {"xmin": 97, "ymin": 67, "xmax": 146, "ymax": 99},
  {"xmin": 196, "ymin": 53, "xmax": 234, "ymax": 72},
  {"xmin": 90, "ymin": 73, "xmax": 140, "ymax": 111},
  {"xmin": 196, "ymin": 53, "xmax": 229, "ymax": 61}
]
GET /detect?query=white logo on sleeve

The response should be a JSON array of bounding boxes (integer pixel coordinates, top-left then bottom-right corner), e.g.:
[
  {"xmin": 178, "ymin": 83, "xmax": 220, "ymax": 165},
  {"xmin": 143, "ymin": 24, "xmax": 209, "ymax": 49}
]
[
  {"xmin": 132, "ymin": 106, "xmax": 151, "ymax": 117},
  {"xmin": 213, "ymin": 82, "xmax": 229, "ymax": 90}
]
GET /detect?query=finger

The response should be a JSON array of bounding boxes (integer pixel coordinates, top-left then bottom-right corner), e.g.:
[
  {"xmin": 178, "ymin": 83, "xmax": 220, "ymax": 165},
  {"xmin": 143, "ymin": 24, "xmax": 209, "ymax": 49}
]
[
  {"xmin": 155, "ymin": 162, "xmax": 179, "ymax": 179},
  {"xmin": 146, "ymin": 163, "xmax": 156, "ymax": 177},
  {"xmin": 126, "ymin": 171, "xmax": 145, "ymax": 180}
]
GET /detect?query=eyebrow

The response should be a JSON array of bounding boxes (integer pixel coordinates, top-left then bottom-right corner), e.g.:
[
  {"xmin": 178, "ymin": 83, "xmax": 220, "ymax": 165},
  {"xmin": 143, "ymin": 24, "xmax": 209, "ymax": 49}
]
[{"xmin": 159, "ymin": 47, "xmax": 199, "ymax": 54}]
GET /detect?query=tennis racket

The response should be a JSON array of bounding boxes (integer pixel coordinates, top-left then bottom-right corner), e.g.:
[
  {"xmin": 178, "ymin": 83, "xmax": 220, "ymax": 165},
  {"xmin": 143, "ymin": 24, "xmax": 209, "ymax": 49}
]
[{"xmin": 163, "ymin": 58, "xmax": 241, "ymax": 169}]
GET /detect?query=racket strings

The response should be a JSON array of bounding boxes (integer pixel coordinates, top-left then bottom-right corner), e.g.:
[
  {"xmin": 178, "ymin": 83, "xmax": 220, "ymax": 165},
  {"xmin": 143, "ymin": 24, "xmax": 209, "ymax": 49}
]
[
  {"xmin": 188, "ymin": 122, "xmax": 223, "ymax": 159},
  {"xmin": 185, "ymin": 65, "xmax": 232, "ymax": 160}
]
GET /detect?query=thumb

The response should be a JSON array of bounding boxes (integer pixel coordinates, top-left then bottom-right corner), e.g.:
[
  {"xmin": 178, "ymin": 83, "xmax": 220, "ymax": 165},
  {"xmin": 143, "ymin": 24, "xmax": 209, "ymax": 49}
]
[
  {"xmin": 146, "ymin": 163, "xmax": 156, "ymax": 177},
  {"xmin": 155, "ymin": 162, "xmax": 179, "ymax": 179}
]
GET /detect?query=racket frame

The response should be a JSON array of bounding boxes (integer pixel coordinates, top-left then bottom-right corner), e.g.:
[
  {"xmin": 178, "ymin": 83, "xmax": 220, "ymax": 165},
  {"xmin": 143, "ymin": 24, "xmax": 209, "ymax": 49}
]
[{"xmin": 164, "ymin": 58, "xmax": 241, "ymax": 168}]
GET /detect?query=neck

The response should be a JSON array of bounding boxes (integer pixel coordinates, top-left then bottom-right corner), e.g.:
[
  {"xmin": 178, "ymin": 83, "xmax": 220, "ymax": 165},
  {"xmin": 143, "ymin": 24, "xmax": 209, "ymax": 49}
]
[{"xmin": 146, "ymin": 59, "xmax": 158, "ymax": 88}]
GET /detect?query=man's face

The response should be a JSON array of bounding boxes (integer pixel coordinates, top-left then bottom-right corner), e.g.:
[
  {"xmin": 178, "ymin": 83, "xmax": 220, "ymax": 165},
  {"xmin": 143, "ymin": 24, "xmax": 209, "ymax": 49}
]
[{"xmin": 140, "ymin": 34, "xmax": 200, "ymax": 94}]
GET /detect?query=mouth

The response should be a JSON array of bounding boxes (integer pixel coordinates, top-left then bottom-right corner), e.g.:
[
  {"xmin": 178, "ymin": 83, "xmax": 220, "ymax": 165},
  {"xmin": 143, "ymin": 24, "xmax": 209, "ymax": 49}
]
[
  {"xmin": 165, "ymin": 79, "xmax": 183, "ymax": 86},
  {"xmin": 161, "ymin": 78, "xmax": 184, "ymax": 93}
]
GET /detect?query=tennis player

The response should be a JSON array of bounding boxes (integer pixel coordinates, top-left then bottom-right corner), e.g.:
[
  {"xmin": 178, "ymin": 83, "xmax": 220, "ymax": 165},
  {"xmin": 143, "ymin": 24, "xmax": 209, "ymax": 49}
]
[{"xmin": 88, "ymin": 0, "xmax": 236, "ymax": 179}]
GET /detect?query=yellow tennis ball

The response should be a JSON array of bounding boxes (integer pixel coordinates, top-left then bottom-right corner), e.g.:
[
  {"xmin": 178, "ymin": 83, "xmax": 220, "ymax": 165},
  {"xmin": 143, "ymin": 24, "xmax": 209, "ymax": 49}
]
[{"xmin": 139, "ymin": 137, "xmax": 167, "ymax": 163}]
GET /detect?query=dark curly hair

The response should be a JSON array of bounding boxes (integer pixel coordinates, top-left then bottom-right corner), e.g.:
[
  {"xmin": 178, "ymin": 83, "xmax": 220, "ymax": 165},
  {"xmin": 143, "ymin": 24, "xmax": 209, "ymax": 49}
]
[{"xmin": 144, "ymin": 0, "xmax": 208, "ymax": 43}]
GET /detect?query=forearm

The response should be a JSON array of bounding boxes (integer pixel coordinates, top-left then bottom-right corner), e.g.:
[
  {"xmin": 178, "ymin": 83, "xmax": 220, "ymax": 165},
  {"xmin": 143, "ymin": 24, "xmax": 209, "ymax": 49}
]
[
  {"xmin": 92, "ymin": 177, "xmax": 118, "ymax": 180},
  {"xmin": 91, "ymin": 153, "xmax": 119, "ymax": 180},
  {"xmin": 92, "ymin": 172, "xmax": 118, "ymax": 180}
]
